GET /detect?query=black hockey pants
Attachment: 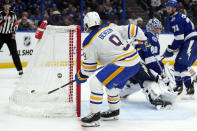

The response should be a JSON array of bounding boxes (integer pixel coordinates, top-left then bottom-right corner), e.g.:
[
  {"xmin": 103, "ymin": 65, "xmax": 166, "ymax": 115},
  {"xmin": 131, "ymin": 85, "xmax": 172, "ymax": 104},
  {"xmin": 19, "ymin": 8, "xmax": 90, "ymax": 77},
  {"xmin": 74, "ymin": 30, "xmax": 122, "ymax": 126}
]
[{"xmin": 0, "ymin": 34, "xmax": 22, "ymax": 71}]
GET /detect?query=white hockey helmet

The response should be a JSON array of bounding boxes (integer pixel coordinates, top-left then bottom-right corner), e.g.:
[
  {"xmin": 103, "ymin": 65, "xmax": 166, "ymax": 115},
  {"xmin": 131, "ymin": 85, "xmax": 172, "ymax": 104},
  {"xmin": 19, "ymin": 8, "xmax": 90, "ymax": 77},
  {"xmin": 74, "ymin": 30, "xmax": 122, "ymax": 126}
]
[{"xmin": 84, "ymin": 11, "xmax": 101, "ymax": 31}]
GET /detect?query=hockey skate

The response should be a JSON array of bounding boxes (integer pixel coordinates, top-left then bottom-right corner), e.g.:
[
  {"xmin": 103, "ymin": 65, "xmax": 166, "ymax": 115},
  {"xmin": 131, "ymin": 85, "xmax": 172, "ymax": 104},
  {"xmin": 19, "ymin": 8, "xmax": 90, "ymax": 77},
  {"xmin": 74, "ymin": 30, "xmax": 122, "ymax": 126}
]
[
  {"xmin": 186, "ymin": 81, "xmax": 195, "ymax": 96},
  {"xmin": 18, "ymin": 70, "xmax": 23, "ymax": 78},
  {"xmin": 81, "ymin": 112, "xmax": 101, "ymax": 127},
  {"xmin": 173, "ymin": 85, "xmax": 183, "ymax": 95},
  {"xmin": 101, "ymin": 109, "xmax": 119, "ymax": 121}
]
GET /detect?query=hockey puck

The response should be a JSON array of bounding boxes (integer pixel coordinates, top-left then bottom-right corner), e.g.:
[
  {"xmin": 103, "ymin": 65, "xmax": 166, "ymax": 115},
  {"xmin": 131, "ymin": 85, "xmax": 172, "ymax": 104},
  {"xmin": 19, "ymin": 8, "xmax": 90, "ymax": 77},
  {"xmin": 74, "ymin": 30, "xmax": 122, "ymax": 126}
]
[
  {"xmin": 57, "ymin": 73, "xmax": 62, "ymax": 78},
  {"xmin": 31, "ymin": 90, "xmax": 35, "ymax": 93}
]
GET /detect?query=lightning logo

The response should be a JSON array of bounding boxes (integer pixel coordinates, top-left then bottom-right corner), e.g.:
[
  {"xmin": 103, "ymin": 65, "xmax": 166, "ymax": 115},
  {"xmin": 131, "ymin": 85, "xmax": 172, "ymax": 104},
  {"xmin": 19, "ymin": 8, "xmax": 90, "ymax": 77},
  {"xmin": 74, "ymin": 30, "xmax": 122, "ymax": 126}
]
[{"xmin": 187, "ymin": 40, "xmax": 194, "ymax": 60}]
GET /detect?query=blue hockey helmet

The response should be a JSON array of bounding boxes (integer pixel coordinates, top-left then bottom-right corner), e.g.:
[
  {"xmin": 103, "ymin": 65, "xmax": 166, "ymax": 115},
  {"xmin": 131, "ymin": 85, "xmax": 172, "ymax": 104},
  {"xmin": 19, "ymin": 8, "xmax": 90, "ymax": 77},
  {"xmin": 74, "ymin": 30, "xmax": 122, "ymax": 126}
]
[
  {"xmin": 166, "ymin": 0, "xmax": 179, "ymax": 8},
  {"xmin": 146, "ymin": 18, "xmax": 162, "ymax": 33}
]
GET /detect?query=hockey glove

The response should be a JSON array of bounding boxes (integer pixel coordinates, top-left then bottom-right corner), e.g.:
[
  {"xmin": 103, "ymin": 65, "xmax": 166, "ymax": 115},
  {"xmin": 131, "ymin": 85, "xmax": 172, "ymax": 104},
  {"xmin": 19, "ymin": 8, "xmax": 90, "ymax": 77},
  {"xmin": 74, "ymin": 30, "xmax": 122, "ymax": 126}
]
[
  {"xmin": 75, "ymin": 70, "xmax": 89, "ymax": 83},
  {"xmin": 135, "ymin": 40, "xmax": 148, "ymax": 52},
  {"xmin": 163, "ymin": 45, "xmax": 176, "ymax": 58}
]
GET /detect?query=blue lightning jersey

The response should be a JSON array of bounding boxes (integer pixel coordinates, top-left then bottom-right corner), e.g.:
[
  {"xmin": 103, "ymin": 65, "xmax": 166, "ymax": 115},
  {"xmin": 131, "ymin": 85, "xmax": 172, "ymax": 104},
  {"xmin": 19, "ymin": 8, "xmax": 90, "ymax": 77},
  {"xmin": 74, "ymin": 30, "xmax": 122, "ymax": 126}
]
[
  {"xmin": 169, "ymin": 12, "xmax": 197, "ymax": 50},
  {"xmin": 137, "ymin": 31, "xmax": 164, "ymax": 75}
]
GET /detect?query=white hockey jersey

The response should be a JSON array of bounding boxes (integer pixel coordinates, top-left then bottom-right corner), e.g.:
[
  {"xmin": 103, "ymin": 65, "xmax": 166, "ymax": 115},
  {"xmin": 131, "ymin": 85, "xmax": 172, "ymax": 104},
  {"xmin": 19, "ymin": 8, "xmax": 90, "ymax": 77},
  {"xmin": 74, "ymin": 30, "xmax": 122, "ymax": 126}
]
[{"xmin": 82, "ymin": 23, "xmax": 147, "ymax": 76}]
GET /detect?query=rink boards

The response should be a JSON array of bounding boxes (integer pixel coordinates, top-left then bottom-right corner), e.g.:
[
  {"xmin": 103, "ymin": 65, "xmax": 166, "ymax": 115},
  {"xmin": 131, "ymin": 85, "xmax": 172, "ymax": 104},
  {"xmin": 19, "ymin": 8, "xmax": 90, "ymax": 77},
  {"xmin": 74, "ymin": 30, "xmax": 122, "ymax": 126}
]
[{"xmin": 0, "ymin": 32, "xmax": 197, "ymax": 68}]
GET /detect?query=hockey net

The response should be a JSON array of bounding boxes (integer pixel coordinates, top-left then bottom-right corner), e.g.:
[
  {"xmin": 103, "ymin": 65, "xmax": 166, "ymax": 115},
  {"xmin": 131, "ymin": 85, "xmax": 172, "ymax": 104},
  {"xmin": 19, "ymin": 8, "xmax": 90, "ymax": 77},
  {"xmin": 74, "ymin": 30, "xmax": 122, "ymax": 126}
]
[{"xmin": 9, "ymin": 25, "xmax": 81, "ymax": 117}]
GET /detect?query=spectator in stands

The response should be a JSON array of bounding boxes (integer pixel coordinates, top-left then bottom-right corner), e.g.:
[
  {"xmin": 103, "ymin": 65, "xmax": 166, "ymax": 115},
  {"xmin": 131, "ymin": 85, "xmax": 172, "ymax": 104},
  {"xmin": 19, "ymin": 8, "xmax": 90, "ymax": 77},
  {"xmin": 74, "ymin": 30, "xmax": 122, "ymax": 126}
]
[
  {"xmin": 125, "ymin": 7, "xmax": 132, "ymax": 19},
  {"xmin": 97, "ymin": 4, "xmax": 106, "ymax": 20},
  {"xmin": 62, "ymin": 17, "xmax": 72, "ymax": 26},
  {"xmin": 103, "ymin": 0, "xmax": 116, "ymax": 20},
  {"xmin": 113, "ymin": 0, "xmax": 123, "ymax": 20},
  {"xmin": 48, "ymin": 10, "xmax": 62, "ymax": 25},
  {"xmin": 27, "ymin": 0, "xmax": 41, "ymax": 14},
  {"xmin": 29, "ymin": 7, "xmax": 41, "ymax": 26},
  {"xmin": 74, "ymin": 11, "xmax": 81, "ymax": 25},
  {"xmin": 65, "ymin": 3, "xmax": 77, "ymax": 18},
  {"xmin": 43, "ymin": 11, "xmax": 49, "ymax": 21},
  {"xmin": 61, "ymin": 8, "xmax": 68, "ymax": 20},
  {"xmin": 178, "ymin": 2, "xmax": 187, "ymax": 15},
  {"xmin": 89, "ymin": 0, "xmax": 97, "ymax": 10},
  {"xmin": 128, "ymin": 12, "xmax": 138, "ymax": 25},
  {"xmin": 183, "ymin": 0, "xmax": 191, "ymax": 11},
  {"xmin": 137, "ymin": 17, "xmax": 145, "ymax": 30},
  {"xmin": 112, "ymin": 19, "xmax": 119, "ymax": 25},
  {"xmin": 18, "ymin": 11, "xmax": 35, "ymax": 31},
  {"xmin": 191, "ymin": 3, "xmax": 197, "ymax": 29},
  {"xmin": 136, "ymin": 0, "xmax": 150, "ymax": 12},
  {"xmin": 11, "ymin": 0, "xmax": 27, "ymax": 18},
  {"xmin": 84, "ymin": 6, "xmax": 92, "ymax": 19},
  {"xmin": 149, "ymin": 0, "xmax": 162, "ymax": 18}
]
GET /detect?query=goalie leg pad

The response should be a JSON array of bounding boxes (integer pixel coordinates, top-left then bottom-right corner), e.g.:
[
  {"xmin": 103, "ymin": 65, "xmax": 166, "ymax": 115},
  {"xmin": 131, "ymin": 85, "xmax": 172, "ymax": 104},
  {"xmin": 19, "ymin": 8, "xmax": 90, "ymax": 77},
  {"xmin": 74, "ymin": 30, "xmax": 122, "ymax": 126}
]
[
  {"xmin": 120, "ymin": 82, "xmax": 141, "ymax": 98},
  {"xmin": 143, "ymin": 80, "xmax": 176, "ymax": 109}
]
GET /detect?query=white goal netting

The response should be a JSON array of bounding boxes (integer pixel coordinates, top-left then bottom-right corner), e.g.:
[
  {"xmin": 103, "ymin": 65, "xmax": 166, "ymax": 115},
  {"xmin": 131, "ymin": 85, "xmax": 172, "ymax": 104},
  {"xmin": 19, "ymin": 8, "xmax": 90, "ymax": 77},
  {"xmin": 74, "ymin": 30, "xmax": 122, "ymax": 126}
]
[{"xmin": 9, "ymin": 25, "xmax": 81, "ymax": 118}]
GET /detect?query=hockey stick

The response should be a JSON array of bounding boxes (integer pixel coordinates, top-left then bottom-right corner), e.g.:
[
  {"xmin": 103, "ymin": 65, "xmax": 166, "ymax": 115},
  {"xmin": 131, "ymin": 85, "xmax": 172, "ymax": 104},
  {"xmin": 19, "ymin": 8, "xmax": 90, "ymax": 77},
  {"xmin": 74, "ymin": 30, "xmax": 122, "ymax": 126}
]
[
  {"xmin": 48, "ymin": 79, "xmax": 76, "ymax": 94},
  {"xmin": 152, "ymin": 53, "xmax": 165, "ymax": 76},
  {"xmin": 31, "ymin": 79, "xmax": 76, "ymax": 94},
  {"xmin": 30, "ymin": 66, "xmax": 105, "ymax": 95},
  {"xmin": 161, "ymin": 57, "xmax": 165, "ymax": 61}
]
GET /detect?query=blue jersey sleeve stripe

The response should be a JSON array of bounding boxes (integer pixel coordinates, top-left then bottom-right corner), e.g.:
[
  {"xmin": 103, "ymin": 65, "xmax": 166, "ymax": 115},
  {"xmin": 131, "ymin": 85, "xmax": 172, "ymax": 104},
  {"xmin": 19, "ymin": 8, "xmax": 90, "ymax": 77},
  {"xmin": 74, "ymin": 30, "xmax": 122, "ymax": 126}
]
[
  {"xmin": 108, "ymin": 101, "xmax": 120, "ymax": 104},
  {"xmin": 84, "ymin": 69, "xmax": 97, "ymax": 72},
  {"xmin": 108, "ymin": 94, "xmax": 119, "ymax": 98},
  {"xmin": 91, "ymin": 91, "xmax": 103, "ymax": 96},
  {"xmin": 128, "ymin": 24, "xmax": 131, "ymax": 39},
  {"xmin": 83, "ymin": 62, "xmax": 97, "ymax": 65},
  {"xmin": 90, "ymin": 101, "xmax": 103, "ymax": 104},
  {"xmin": 134, "ymin": 26, "xmax": 138, "ymax": 38}
]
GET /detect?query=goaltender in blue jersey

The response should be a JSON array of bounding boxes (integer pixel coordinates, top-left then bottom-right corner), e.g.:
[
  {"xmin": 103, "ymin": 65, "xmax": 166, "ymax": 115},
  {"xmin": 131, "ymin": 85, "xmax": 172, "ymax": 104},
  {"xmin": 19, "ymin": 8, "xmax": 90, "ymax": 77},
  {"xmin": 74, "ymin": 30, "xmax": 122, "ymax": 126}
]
[
  {"xmin": 163, "ymin": 0, "xmax": 197, "ymax": 96},
  {"xmin": 138, "ymin": 18, "xmax": 164, "ymax": 75}
]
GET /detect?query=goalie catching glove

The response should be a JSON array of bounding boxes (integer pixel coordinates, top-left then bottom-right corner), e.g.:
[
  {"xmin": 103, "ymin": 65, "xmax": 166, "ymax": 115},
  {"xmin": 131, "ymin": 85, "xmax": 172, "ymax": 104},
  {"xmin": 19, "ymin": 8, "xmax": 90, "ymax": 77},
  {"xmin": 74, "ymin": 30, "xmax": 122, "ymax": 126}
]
[{"xmin": 75, "ymin": 70, "xmax": 89, "ymax": 83}]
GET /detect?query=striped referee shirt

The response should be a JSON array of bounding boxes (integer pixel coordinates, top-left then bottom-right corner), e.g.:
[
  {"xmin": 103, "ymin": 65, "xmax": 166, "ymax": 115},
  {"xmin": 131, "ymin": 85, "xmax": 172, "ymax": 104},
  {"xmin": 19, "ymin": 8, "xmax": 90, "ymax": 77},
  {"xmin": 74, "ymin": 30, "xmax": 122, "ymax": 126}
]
[{"xmin": 0, "ymin": 10, "xmax": 18, "ymax": 34}]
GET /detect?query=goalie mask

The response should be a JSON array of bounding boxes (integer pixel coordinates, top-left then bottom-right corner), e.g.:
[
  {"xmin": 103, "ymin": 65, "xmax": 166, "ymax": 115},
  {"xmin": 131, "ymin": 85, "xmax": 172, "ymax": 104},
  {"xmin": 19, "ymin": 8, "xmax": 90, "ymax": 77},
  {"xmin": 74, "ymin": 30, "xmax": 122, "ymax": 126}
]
[
  {"xmin": 146, "ymin": 18, "xmax": 162, "ymax": 37},
  {"xmin": 84, "ymin": 11, "xmax": 101, "ymax": 31}
]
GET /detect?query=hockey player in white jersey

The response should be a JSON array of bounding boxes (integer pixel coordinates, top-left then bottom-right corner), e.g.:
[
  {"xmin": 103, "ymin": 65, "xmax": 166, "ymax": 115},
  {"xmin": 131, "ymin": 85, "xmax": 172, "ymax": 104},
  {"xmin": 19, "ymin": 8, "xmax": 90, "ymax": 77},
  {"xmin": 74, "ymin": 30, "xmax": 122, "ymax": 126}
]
[{"xmin": 75, "ymin": 11, "xmax": 148, "ymax": 127}]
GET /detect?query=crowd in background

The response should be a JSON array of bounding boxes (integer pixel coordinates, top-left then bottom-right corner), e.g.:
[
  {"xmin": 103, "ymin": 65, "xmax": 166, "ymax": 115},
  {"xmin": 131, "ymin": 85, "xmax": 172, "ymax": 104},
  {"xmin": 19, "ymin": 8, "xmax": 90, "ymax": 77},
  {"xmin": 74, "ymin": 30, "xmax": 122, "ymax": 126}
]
[
  {"xmin": 0, "ymin": 0, "xmax": 196, "ymax": 31},
  {"xmin": 136, "ymin": 0, "xmax": 197, "ymax": 31}
]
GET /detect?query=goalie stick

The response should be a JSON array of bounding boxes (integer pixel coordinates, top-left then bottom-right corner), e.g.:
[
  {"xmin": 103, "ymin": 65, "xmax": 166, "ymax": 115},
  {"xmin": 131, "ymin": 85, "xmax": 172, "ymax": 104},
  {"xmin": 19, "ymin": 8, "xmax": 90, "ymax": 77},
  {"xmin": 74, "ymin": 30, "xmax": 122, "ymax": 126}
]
[{"xmin": 31, "ymin": 79, "xmax": 76, "ymax": 94}]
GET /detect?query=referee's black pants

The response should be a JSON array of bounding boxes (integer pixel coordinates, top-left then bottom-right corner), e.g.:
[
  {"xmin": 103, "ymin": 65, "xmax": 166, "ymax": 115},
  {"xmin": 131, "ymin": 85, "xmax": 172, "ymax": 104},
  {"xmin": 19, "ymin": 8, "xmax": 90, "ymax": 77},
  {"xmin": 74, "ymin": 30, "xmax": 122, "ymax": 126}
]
[{"xmin": 0, "ymin": 34, "xmax": 22, "ymax": 71}]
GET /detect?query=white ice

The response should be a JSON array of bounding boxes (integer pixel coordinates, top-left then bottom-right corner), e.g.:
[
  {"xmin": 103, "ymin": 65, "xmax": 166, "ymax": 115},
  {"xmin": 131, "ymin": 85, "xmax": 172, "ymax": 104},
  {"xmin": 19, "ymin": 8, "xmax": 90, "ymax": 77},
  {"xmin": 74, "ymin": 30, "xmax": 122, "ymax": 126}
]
[{"xmin": 1, "ymin": 68, "xmax": 197, "ymax": 131}]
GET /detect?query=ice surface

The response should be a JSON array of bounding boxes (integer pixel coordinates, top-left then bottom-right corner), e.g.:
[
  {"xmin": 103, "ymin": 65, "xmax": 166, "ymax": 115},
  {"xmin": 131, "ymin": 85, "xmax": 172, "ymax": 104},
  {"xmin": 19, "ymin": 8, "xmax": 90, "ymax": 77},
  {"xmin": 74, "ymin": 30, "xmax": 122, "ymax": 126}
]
[{"xmin": 1, "ymin": 68, "xmax": 197, "ymax": 131}]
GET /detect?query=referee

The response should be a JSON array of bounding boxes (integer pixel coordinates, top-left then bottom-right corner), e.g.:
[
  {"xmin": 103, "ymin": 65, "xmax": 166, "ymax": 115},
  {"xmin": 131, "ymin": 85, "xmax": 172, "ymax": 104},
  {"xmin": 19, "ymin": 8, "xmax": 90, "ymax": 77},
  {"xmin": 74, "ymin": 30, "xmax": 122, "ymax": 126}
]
[{"xmin": 0, "ymin": 0, "xmax": 23, "ymax": 76}]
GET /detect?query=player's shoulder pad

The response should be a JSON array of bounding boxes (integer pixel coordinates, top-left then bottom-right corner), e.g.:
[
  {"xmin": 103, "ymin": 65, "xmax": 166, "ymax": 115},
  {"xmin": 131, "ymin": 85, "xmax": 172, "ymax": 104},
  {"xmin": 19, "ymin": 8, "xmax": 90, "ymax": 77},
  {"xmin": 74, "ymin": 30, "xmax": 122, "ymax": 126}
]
[
  {"xmin": 145, "ymin": 32, "xmax": 158, "ymax": 42},
  {"xmin": 172, "ymin": 13, "xmax": 186, "ymax": 23},
  {"xmin": 83, "ymin": 30, "xmax": 98, "ymax": 48},
  {"xmin": 83, "ymin": 23, "xmax": 111, "ymax": 48}
]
